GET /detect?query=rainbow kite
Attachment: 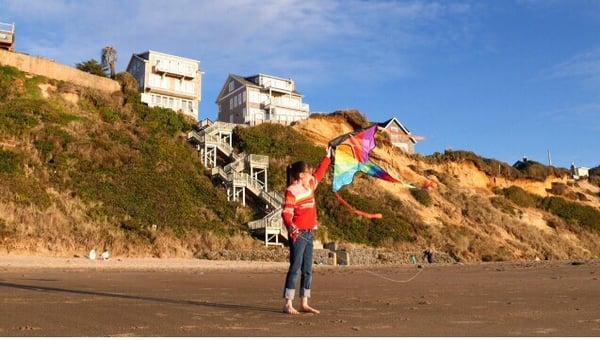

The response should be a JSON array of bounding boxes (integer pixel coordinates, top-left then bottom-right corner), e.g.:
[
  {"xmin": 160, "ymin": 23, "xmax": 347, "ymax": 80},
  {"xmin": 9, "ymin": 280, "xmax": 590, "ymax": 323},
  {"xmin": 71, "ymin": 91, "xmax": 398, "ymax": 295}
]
[{"xmin": 329, "ymin": 125, "xmax": 409, "ymax": 218}]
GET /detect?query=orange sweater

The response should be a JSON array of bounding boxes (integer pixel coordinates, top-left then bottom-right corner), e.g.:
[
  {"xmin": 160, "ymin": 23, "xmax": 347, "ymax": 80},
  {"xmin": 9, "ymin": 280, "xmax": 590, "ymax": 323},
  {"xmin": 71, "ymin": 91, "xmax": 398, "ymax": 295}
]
[{"xmin": 281, "ymin": 156, "xmax": 331, "ymax": 231}]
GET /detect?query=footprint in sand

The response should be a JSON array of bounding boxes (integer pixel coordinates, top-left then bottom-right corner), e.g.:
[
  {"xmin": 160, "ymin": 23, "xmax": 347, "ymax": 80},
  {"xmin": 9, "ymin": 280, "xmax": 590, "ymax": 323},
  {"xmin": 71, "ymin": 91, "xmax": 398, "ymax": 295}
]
[{"xmin": 330, "ymin": 319, "xmax": 347, "ymax": 324}]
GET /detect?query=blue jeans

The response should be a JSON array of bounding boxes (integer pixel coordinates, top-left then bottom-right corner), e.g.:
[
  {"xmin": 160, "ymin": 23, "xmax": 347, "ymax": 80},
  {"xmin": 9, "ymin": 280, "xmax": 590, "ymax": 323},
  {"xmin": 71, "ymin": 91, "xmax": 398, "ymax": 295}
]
[{"xmin": 283, "ymin": 231, "xmax": 313, "ymax": 300}]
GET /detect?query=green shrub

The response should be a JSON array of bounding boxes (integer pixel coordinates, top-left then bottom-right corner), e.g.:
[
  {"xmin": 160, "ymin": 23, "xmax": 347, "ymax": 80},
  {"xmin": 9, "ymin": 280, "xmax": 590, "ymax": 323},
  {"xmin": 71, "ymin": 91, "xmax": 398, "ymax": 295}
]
[
  {"xmin": 537, "ymin": 196, "xmax": 600, "ymax": 232},
  {"xmin": 139, "ymin": 105, "xmax": 193, "ymax": 136},
  {"xmin": 33, "ymin": 140, "xmax": 54, "ymax": 158},
  {"xmin": 0, "ymin": 149, "xmax": 20, "ymax": 174},
  {"xmin": 328, "ymin": 110, "xmax": 371, "ymax": 129},
  {"xmin": 75, "ymin": 59, "xmax": 106, "ymax": 77},
  {"xmin": 501, "ymin": 186, "xmax": 538, "ymax": 208},
  {"xmin": 317, "ymin": 187, "xmax": 420, "ymax": 246},
  {"xmin": 490, "ymin": 196, "xmax": 517, "ymax": 216},
  {"xmin": 101, "ymin": 109, "xmax": 120, "ymax": 122},
  {"xmin": 548, "ymin": 182, "xmax": 568, "ymax": 196},
  {"xmin": 33, "ymin": 126, "xmax": 73, "ymax": 159},
  {"xmin": 410, "ymin": 188, "xmax": 432, "ymax": 207},
  {"xmin": 500, "ymin": 185, "xmax": 600, "ymax": 233}
]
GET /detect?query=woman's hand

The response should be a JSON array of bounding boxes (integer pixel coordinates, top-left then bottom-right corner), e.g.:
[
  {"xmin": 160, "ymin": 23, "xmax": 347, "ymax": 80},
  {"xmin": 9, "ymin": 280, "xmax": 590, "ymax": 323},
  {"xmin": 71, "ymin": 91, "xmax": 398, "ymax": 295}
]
[
  {"xmin": 289, "ymin": 226, "xmax": 300, "ymax": 243},
  {"xmin": 326, "ymin": 146, "xmax": 332, "ymax": 158}
]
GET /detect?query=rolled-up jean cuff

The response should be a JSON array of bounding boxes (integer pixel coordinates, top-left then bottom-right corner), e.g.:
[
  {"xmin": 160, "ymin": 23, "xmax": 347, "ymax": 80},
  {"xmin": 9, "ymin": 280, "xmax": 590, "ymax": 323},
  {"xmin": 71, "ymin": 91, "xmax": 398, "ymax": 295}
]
[
  {"xmin": 300, "ymin": 289, "xmax": 311, "ymax": 298},
  {"xmin": 284, "ymin": 288, "xmax": 295, "ymax": 300}
]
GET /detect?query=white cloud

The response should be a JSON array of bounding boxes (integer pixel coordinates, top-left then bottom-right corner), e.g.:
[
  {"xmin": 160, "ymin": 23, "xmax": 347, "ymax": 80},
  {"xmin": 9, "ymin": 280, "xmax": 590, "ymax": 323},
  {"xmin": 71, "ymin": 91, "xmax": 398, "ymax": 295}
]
[
  {"xmin": 548, "ymin": 49, "xmax": 600, "ymax": 79},
  {"xmin": 541, "ymin": 103, "xmax": 600, "ymax": 132}
]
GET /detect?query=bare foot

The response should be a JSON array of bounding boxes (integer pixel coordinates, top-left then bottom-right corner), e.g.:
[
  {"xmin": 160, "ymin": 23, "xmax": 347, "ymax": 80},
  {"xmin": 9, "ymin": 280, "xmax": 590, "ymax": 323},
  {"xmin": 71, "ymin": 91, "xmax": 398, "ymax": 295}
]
[
  {"xmin": 283, "ymin": 304, "xmax": 300, "ymax": 315},
  {"xmin": 299, "ymin": 305, "xmax": 320, "ymax": 314}
]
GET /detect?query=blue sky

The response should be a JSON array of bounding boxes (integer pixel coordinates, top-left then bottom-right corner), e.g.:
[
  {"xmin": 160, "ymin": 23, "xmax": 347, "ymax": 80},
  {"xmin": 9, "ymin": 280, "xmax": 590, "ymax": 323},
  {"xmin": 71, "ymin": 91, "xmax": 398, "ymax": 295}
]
[{"xmin": 2, "ymin": 0, "xmax": 599, "ymax": 168}]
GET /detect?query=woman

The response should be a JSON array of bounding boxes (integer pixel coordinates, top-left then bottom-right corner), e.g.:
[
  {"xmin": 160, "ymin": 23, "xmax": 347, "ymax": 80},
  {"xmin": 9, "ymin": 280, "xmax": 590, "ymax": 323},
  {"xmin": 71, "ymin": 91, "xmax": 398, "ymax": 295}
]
[{"xmin": 281, "ymin": 146, "xmax": 332, "ymax": 315}]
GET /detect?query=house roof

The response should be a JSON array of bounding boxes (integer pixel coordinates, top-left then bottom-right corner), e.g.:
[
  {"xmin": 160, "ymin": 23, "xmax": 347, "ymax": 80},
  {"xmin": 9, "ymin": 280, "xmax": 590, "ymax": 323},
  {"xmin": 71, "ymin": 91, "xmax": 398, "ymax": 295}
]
[
  {"xmin": 231, "ymin": 73, "xmax": 303, "ymax": 95},
  {"xmin": 230, "ymin": 74, "xmax": 261, "ymax": 88},
  {"xmin": 135, "ymin": 50, "xmax": 201, "ymax": 64},
  {"xmin": 377, "ymin": 117, "xmax": 417, "ymax": 144}
]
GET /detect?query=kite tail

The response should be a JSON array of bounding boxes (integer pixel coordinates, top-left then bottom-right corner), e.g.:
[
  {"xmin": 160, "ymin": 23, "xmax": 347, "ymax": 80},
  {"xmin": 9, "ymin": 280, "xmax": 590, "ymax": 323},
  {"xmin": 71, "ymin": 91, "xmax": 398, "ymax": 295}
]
[{"xmin": 335, "ymin": 192, "xmax": 383, "ymax": 219}]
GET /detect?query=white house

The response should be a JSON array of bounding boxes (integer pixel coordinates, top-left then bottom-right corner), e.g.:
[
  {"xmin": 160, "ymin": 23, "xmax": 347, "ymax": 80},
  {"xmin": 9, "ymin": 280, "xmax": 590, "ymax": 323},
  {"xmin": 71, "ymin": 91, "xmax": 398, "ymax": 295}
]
[
  {"xmin": 216, "ymin": 73, "xmax": 309, "ymax": 125},
  {"xmin": 126, "ymin": 50, "xmax": 202, "ymax": 120}
]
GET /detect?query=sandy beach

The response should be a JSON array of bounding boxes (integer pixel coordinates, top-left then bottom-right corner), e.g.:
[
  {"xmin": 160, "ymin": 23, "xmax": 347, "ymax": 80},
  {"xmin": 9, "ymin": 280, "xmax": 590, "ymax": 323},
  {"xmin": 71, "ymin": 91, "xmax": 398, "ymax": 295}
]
[{"xmin": 1, "ymin": 256, "xmax": 599, "ymax": 336}]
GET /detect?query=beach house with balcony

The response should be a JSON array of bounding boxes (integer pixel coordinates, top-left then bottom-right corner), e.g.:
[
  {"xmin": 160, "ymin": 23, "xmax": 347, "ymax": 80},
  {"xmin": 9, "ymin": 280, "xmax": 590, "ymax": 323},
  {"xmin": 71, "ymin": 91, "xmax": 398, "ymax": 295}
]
[
  {"xmin": 216, "ymin": 74, "xmax": 309, "ymax": 125},
  {"xmin": 126, "ymin": 50, "xmax": 202, "ymax": 120}
]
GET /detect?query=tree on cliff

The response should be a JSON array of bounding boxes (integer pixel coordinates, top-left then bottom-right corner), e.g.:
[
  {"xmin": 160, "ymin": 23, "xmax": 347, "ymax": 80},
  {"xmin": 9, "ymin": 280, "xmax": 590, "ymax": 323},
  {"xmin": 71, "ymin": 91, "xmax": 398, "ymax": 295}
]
[
  {"xmin": 101, "ymin": 46, "xmax": 117, "ymax": 79},
  {"xmin": 75, "ymin": 59, "xmax": 107, "ymax": 77}
]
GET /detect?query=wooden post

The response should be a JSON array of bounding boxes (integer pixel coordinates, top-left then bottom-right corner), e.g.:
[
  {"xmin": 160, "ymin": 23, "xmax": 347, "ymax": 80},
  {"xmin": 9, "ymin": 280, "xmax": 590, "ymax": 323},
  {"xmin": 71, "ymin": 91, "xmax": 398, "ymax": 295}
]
[{"xmin": 213, "ymin": 147, "xmax": 217, "ymax": 168}]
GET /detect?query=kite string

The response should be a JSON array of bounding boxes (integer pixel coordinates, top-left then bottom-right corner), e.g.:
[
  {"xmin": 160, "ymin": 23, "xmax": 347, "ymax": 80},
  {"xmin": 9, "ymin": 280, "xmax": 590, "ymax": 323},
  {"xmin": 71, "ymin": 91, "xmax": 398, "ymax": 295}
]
[
  {"xmin": 361, "ymin": 267, "xmax": 424, "ymax": 283},
  {"xmin": 292, "ymin": 233, "xmax": 425, "ymax": 284}
]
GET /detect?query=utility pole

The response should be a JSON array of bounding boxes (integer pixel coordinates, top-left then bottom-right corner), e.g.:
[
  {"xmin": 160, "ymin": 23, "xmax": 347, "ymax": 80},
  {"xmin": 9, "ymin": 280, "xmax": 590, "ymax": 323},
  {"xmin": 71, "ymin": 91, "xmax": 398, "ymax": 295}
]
[{"xmin": 547, "ymin": 149, "xmax": 552, "ymax": 166}]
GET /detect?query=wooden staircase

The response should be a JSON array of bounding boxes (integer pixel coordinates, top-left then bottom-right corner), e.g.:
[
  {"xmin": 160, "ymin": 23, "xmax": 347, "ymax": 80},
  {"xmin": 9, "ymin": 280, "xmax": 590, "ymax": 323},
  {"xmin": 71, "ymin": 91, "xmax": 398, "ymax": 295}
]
[{"xmin": 188, "ymin": 121, "xmax": 287, "ymax": 246}]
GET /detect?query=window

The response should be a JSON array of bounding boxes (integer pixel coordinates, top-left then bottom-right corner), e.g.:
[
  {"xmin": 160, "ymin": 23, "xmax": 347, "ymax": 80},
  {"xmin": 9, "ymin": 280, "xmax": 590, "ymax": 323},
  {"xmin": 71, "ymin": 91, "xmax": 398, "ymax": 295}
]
[
  {"xmin": 188, "ymin": 101, "xmax": 193, "ymax": 112},
  {"xmin": 169, "ymin": 97, "xmax": 174, "ymax": 108},
  {"xmin": 228, "ymin": 81, "xmax": 234, "ymax": 92},
  {"xmin": 242, "ymin": 92, "xmax": 246, "ymax": 103},
  {"xmin": 229, "ymin": 98, "xmax": 233, "ymax": 110}
]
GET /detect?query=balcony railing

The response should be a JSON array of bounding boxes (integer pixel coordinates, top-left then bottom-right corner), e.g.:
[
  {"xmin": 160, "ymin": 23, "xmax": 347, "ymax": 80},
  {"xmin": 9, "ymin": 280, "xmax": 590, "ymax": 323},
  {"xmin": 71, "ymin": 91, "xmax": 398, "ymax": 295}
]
[
  {"xmin": 263, "ymin": 99, "xmax": 309, "ymax": 112},
  {"xmin": 0, "ymin": 22, "xmax": 15, "ymax": 34},
  {"xmin": 154, "ymin": 60, "xmax": 196, "ymax": 78}
]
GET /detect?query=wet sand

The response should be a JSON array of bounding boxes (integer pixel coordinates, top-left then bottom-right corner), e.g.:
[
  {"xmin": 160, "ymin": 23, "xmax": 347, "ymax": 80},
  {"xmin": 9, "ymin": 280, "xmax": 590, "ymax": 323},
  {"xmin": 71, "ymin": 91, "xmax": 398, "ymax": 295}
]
[{"xmin": 1, "ymin": 258, "xmax": 599, "ymax": 336}]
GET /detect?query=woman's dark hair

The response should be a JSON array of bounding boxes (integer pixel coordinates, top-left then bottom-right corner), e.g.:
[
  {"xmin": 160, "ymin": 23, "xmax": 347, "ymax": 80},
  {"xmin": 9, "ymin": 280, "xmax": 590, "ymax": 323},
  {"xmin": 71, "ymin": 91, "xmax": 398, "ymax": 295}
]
[{"xmin": 286, "ymin": 161, "xmax": 309, "ymax": 187}]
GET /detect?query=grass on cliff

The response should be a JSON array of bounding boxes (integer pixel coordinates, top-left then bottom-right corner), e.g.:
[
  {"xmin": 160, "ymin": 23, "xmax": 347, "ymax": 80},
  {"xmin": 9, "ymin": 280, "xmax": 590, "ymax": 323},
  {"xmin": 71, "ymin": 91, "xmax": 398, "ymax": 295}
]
[
  {"xmin": 0, "ymin": 65, "xmax": 243, "ymax": 250},
  {"xmin": 500, "ymin": 185, "xmax": 600, "ymax": 232}
]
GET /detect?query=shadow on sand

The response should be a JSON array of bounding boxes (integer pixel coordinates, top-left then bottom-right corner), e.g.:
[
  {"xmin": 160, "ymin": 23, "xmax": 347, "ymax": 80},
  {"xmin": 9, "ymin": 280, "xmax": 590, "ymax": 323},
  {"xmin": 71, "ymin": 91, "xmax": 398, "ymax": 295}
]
[{"xmin": 0, "ymin": 281, "xmax": 281, "ymax": 314}]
